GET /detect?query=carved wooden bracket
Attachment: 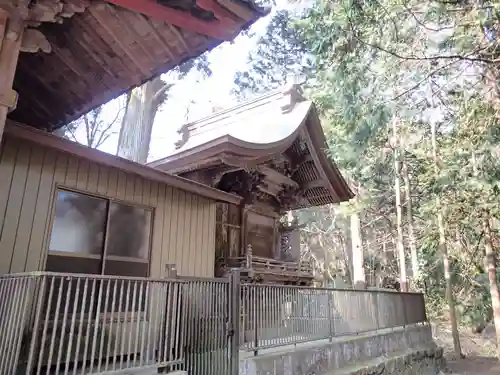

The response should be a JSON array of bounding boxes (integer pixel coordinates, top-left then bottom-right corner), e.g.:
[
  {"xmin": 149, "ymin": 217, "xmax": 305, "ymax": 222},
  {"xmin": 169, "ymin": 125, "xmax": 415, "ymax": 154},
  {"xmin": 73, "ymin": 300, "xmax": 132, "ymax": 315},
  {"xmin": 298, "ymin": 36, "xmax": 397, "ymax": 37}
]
[
  {"xmin": 21, "ymin": 28, "xmax": 50, "ymax": 53},
  {"xmin": 0, "ymin": 0, "xmax": 90, "ymax": 54},
  {"xmin": 0, "ymin": 89, "xmax": 18, "ymax": 113}
]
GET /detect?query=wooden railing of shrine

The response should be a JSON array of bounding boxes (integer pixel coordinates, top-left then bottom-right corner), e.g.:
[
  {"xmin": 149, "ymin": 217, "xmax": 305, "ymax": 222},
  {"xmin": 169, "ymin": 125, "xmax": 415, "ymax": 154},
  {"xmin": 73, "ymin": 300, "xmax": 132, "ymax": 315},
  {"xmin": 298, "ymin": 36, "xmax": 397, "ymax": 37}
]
[{"xmin": 223, "ymin": 245, "xmax": 313, "ymax": 280}]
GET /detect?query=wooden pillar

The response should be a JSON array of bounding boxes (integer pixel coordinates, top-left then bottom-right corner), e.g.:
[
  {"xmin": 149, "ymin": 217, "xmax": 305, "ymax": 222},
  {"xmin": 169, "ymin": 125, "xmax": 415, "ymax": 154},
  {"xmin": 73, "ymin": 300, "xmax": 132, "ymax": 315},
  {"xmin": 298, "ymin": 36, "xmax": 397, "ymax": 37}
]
[{"xmin": 0, "ymin": 10, "xmax": 23, "ymax": 143}]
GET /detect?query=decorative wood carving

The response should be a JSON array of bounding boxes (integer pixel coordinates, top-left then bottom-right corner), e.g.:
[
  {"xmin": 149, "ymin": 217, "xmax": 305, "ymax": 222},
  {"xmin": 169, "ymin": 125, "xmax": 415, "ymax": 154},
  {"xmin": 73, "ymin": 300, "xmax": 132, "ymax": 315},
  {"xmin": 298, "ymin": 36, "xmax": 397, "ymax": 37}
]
[
  {"xmin": 280, "ymin": 84, "xmax": 305, "ymax": 113},
  {"xmin": 174, "ymin": 123, "xmax": 190, "ymax": 149},
  {"xmin": 217, "ymin": 169, "xmax": 265, "ymax": 204},
  {"xmin": 0, "ymin": 0, "xmax": 90, "ymax": 54},
  {"xmin": 20, "ymin": 28, "xmax": 50, "ymax": 53},
  {"xmin": 277, "ymin": 184, "xmax": 302, "ymax": 210}
]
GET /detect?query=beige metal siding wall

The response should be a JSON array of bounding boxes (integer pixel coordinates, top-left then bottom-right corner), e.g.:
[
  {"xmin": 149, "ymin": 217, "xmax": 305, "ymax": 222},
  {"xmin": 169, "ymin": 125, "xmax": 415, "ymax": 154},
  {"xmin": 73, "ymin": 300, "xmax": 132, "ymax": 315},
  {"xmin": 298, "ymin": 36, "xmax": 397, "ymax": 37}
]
[{"xmin": 0, "ymin": 136, "xmax": 216, "ymax": 277}]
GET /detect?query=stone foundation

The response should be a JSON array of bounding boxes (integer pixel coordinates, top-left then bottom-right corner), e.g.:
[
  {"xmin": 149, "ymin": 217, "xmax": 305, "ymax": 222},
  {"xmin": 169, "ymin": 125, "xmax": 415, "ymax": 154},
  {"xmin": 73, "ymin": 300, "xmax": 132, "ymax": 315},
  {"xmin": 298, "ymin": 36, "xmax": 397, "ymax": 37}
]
[
  {"xmin": 338, "ymin": 346, "xmax": 445, "ymax": 375},
  {"xmin": 239, "ymin": 325, "xmax": 445, "ymax": 375}
]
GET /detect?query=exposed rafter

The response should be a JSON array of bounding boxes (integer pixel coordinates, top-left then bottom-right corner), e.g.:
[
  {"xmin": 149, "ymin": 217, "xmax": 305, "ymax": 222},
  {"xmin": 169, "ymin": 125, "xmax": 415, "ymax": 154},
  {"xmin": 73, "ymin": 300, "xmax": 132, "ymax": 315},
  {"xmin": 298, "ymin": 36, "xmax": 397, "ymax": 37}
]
[{"xmin": 104, "ymin": 0, "xmax": 237, "ymax": 40}]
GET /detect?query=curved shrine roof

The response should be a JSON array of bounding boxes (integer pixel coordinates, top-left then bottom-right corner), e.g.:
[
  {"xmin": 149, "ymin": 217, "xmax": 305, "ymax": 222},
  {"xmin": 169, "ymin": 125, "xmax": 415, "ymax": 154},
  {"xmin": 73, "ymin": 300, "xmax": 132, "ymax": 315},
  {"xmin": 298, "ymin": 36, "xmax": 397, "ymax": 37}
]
[{"xmin": 149, "ymin": 85, "xmax": 354, "ymax": 208}]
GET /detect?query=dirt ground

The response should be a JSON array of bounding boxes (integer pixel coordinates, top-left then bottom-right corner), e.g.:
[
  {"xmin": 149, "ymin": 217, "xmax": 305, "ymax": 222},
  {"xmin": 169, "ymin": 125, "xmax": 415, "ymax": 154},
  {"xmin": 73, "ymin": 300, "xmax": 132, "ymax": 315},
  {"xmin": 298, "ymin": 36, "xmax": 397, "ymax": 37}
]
[{"xmin": 432, "ymin": 322, "xmax": 499, "ymax": 374}]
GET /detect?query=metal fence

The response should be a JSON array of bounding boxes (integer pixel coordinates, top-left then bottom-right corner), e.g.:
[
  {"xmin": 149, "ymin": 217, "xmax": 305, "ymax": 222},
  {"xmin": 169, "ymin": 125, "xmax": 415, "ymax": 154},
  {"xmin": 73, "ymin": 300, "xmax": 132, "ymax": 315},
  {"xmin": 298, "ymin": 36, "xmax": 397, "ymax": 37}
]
[
  {"xmin": 0, "ymin": 271, "xmax": 427, "ymax": 375},
  {"xmin": 0, "ymin": 272, "xmax": 235, "ymax": 375},
  {"xmin": 240, "ymin": 283, "xmax": 427, "ymax": 352}
]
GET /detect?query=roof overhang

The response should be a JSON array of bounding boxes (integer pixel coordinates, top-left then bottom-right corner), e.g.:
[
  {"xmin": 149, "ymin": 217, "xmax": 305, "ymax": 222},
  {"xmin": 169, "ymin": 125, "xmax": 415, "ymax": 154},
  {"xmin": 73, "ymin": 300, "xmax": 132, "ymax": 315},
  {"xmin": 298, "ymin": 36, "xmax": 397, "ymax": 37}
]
[
  {"xmin": 3, "ymin": 0, "xmax": 268, "ymax": 130},
  {"xmin": 3, "ymin": 120, "xmax": 243, "ymax": 205}
]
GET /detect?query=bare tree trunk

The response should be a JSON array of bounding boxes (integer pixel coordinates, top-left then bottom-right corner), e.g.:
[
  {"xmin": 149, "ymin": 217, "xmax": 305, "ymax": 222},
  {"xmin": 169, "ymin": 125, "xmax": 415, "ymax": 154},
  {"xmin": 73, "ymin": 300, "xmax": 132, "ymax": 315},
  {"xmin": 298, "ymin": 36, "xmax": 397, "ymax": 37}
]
[
  {"xmin": 431, "ymin": 120, "xmax": 463, "ymax": 358},
  {"xmin": 117, "ymin": 76, "xmax": 171, "ymax": 163},
  {"xmin": 482, "ymin": 215, "xmax": 500, "ymax": 358},
  {"xmin": 402, "ymin": 155, "xmax": 419, "ymax": 284},
  {"xmin": 392, "ymin": 118, "xmax": 408, "ymax": 292},
  {"xmin": 350, "ymin": 211, "xmax": 365, "ymax": 289}
]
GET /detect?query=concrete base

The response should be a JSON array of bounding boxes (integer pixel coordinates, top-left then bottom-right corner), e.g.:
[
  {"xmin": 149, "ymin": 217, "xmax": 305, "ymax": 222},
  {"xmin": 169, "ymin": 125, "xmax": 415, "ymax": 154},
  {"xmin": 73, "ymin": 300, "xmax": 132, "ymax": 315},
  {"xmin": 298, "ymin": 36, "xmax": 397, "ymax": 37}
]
[{"xmin": 239, "ymin": 325, "xmax": 445, "ymax": 375}]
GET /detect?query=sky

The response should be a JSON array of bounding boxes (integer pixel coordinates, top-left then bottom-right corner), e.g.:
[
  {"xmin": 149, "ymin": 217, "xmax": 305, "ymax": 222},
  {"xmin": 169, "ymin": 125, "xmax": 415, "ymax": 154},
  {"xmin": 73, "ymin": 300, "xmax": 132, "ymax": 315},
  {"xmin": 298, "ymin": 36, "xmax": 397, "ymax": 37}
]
[{"xmin": 89, "ymin": 3, "xmax": 285, "ymax": 161}]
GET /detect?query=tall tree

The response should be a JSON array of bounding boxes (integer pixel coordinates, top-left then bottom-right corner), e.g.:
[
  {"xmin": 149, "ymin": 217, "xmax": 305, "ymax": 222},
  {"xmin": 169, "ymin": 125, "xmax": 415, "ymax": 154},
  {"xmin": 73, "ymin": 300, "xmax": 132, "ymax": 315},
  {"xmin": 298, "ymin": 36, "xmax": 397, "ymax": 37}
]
[
  {"xmin": 233, "ymin": 8, "xmax": 314, "ymax": 99},
  {"xmin": 117, "ymin": 55, "xmax": 211, "ymax": 163},
  {"xmin": 116, "ymin": 77, "xmax": 171, "ymax": 163},
  {"xmin": 431, "ymin": 116, "xmax": 463, "ymax": 357},
  {"xmin": 402, "ymin": 152, "xmax": 419, "ymax": 283},
  {"xmin": 392, "ymin": 117, "xmax": 408, "ymax": 292}
]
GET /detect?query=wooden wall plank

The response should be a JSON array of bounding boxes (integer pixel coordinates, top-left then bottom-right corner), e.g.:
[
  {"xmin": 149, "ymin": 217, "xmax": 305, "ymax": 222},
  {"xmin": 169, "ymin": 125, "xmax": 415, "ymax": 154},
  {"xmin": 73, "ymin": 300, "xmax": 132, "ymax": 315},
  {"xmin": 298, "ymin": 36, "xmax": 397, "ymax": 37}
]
[
  {"xmin": 142, "ymin": 179, "xmax": 150, "ymax": 207},
  {"xmin": 189, "ymin": 195, "xmax": 198, "ymax": 276},
  {"xmin": 208, "ymin": 202, "xmax": 216, "ymax": 277},
  {"xmin": 148, "ymin": 180, "xmax": 159, "ymax": 272},
  {"xmin": 162, "ymin": 186, "xmax": 173, "ymax": 266},
  {"xmin": 133, "ymin": 176, "xmax": 142, "ymax": 205},
  {"xmin": 10, "ymin": 145, "xmax": 44, "ymax": 272},
  {"xmin": 169, "ymin": 188, "xmax": 180, "ymax": 273},
  {"xmin": 198, "ymin": 198, "xmax": 209, "ymax": 277},
  {"xmin": 87, "ymin": 163, "xmax": 99, "ymax": 192},
  {"xmin": 0, "ymin": 139, "xmax": 18, "ymax": 241},
  {"xmin": 183, "ymin": 194, "xmax": 192, "ymax": 275},
  {"xmin": 117, "ymin": 171, "xmax": 127, "ymax": 200},
  {"xmin": 107, "ymin": 168, "xmax": 118, "ymax": 197},
  {"xmin": 53, "ymin": 152, "xmax": 69, "ymax": 184},
  {"xmin": 0, "ymin": 137, "xmax": 218, "ymax": 278},
  {"xmin": 25, "ymin": 149, "xmax": 56, "ymax": 271},
  {"xmin": 175, "ymin": 190, "xmax": 186, "ymax": 275},
  {"xmin": 76, "ymin": 159, "xmax": 90, "ymax": 191},
  {"xmin": 125, "ymin": 172, "xmax": 134, "ymax": 201},
  {"xmin": 0, "ymin": 144, "xmax": 31, "ymax": 273},
  {"xmin": 97, "ymin": 165, "xmax": 109, "ymax": 196},
  {"xmin": 65, "ymin": 155, "xmax": 79, "ymax": 188},
  {"xmin": 151, "ymin": 183, "xmax": 165, "ymax": 278}
]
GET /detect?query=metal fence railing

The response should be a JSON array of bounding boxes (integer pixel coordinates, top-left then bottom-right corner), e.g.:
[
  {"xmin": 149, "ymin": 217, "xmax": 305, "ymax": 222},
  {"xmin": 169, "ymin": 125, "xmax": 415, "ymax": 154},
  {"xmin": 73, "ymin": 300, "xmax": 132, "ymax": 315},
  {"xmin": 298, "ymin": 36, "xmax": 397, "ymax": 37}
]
[
  {"xmin": 0, "ymin": 272, "xmax": 233, "ymax": 375},
  {"xmin": 240, "ymin": 283, "xmax": 427, "ymax": 352},
  {"xmin": 0, "ymin": 270, "xmax": 427, "ymax": 374}
]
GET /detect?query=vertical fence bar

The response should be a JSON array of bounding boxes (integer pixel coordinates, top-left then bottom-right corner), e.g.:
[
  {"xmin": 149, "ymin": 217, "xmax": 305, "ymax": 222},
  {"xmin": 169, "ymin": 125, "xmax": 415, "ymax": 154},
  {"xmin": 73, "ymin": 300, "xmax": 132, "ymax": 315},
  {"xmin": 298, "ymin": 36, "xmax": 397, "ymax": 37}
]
[
  {"xmin": 26, "ymin": 275, "xmax": 46, "ymax": 375},
  {"xmin": 327, "ymin": 290, "xmax": 333, "ymax": 341},
  {"xmin": 252, "ymin": 286, "xmax": 258, "ymax": 356},
  {"xmin": 401, "ymin": 293, "xmax": 407, "ymax": 328},
  {"xmin": 229, "ymin": 271, "xmax": 240, "ymax": 375}
]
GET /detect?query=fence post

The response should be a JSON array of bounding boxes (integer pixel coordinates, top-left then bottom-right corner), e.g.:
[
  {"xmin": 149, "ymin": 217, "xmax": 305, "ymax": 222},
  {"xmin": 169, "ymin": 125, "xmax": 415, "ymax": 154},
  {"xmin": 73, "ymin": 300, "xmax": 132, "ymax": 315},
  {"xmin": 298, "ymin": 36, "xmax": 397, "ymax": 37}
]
[
  {"xmin": 165, "ymin": 263, "xmax": 177, "ymax": 278},
  {"xmin": 253, "ymin": 286, "xmax": 259, "ymax": 357},
  {"xmin": 375, "ymin": 292, "xmax": 381, "ymax": 330},
  {"xmin": 421, "ymin": 294, "xmax": 428, "ymax": 323},
  {"xmin": 229, "ymin": 270, "xmax": 241, "ymax": 375},
  {"xmin": 327, "ymin": 291, "xmax": 334, "ymax": 342},
  {"xmin": 401, "ymin": 293, "xmax": 407, "ymax": 328}
]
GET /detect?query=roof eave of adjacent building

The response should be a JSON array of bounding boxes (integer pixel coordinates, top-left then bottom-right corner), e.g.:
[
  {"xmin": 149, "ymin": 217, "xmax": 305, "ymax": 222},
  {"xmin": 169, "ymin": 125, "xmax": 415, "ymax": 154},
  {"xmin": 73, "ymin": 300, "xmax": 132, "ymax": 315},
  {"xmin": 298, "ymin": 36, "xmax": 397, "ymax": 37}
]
[{"xmin": 4, "ymin": 121, "xmax": 243, "ymax": 205}]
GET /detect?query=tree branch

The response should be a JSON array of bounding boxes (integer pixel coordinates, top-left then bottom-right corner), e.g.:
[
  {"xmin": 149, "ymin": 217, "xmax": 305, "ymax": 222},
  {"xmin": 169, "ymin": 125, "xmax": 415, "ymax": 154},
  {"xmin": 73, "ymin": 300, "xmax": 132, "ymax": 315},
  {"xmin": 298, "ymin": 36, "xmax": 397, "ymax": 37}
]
[
  {"xmin": 389, "ymin": 59, "xmax": 460, "ymax": 101},
  {"xmin": 344, "ymin": 9, "xmax": 498, "ymax": 64}
]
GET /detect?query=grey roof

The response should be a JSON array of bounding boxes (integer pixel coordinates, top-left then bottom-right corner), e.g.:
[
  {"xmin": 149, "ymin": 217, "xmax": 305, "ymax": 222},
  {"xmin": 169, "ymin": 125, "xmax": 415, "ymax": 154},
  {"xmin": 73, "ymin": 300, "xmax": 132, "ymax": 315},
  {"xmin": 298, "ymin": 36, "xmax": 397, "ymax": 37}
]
[
  {"xmin": 148, "ymin": 85, "xmax": 354, "ymax": 204},
  {"xmin": 151, "ymin": 85, "xmax": 314, "ymax": 163}
]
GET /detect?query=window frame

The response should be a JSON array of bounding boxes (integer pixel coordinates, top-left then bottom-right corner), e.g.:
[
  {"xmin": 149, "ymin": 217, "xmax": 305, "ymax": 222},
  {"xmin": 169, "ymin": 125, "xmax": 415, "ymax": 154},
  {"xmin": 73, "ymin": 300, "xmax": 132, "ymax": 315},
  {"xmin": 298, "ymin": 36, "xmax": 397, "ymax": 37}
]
[
  {"xmin": 45, "ymin": 185, "xmax": 155, "ymax": 276},
  {"xmin": 44, "ymin": 185, "xmax": 155, "ymax": 321}
]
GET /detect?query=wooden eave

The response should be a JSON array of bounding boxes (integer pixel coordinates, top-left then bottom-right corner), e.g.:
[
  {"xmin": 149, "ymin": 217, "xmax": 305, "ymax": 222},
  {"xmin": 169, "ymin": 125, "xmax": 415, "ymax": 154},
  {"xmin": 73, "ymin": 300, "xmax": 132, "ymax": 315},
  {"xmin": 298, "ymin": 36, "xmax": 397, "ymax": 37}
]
[
  {"xmin": 4, "ymin": 120, "xmax": 243, "ymax": 205},
  {"xmin": 6, "ymin": 0, "xmax": 267, "ymax": 131}
]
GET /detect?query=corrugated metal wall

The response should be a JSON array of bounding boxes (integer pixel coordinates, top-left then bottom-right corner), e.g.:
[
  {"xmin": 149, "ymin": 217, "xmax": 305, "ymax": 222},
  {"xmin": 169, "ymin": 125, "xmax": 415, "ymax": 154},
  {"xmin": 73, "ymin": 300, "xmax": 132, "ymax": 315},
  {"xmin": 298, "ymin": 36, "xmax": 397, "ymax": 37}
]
[{"xmin": 0, "ymin": 136, "xmax": 217, "ymax": 277}]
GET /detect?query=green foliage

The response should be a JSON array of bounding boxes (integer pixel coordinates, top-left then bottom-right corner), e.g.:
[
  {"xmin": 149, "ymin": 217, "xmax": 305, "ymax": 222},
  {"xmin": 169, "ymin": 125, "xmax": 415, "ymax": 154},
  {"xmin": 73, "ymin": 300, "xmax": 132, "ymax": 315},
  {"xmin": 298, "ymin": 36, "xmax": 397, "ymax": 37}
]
[{"xmin": 233, "ymin": 0, "xmax": 500, "ymax": 327}]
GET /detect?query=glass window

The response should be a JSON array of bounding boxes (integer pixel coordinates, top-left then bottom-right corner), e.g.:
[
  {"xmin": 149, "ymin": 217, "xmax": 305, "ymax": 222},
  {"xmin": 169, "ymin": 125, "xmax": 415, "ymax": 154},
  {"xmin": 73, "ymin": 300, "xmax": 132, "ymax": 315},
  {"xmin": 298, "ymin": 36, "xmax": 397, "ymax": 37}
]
[
  {"xmin": 105, "ymin": 202, "xmax": 151, "ymax": 260},
  {"xmin": 46, "ymin": 189, "xmax": 153, "ymax": 315},
  {"xmin": 49, "ymin": 190, "xmax": 107, "ymax": 255},
  {"xmin": 46, "ymin": 189, "xmax": 152, "ymax": 277}
]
